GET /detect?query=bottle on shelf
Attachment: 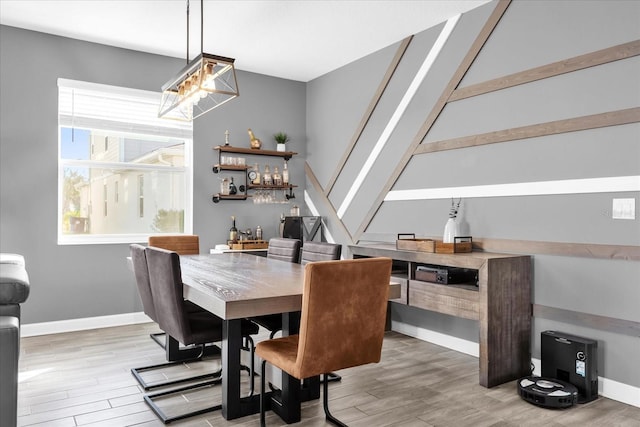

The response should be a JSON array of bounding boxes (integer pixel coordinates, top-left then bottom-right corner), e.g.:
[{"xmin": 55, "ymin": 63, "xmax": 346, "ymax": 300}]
[
  {"xmin": 252, "ymin": 163, "xmax": 261, "ymax": 185},
  {"xmin": 229, "ymin": 177, "xmax": 237, "ymax": 195},
  {"xmin": 273, "ymin": 166, "xmax": 282, "ymax": 186},
  {"xmin": 256, "ymin": 225, "xmax": 263, "ymax": 240},
  {"xmin": 263, "ymin": 164, "xmax": 272, "ymax": 186},
  {"xmin": 229, "ymin": 216, "xmax": 238, "ymax": 243},
  {"xmin": 220, "ymin": 177, "xmax": 230, "ymax": 195},
  {"xmin": 282, "ymin": 161, "xmax": 289, "ymax": 185}
]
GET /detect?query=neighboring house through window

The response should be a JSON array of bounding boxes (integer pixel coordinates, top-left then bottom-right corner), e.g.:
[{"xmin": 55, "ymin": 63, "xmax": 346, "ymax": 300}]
[{"xmin": 58, "ymin": 78, "xmax": 193, "ymax": 244}]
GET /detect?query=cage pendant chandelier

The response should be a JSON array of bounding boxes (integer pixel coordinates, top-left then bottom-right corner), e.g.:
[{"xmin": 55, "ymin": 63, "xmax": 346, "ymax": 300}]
[{"xmin": 159, "ymin": 0, "xmax": 239, "ymax": 121}]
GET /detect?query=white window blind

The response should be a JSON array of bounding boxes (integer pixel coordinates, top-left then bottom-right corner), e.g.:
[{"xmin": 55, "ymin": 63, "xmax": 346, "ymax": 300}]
[{"xmin": 58, "ymin": 78, "xmax": 192, "ymax": 139}]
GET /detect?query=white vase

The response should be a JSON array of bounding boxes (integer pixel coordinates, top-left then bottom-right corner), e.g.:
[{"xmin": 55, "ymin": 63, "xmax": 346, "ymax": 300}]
[
  {"xmin": 276, "ymin": 143, "xmax": 286, "ymax": 152},
  {"xmin": 443, "ymin": 218, "xmax": 458, "ymax": 243}
]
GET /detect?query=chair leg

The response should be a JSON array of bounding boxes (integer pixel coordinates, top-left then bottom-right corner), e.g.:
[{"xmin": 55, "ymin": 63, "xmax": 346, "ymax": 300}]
[
  {"xmin": 144, "ymin": 378, "xmax": 222, "ymax": 424},
  {"xmin": 260, "ymin": 359, "xmax": 267, "ymax": 427},
  {"xmin": 150, "ymin": 331, "xmax": 166, "ymax": 349},
  {"xmin": 131, "ymin": 360, "xmax": 221, "ymax": 391},
  {"xmin": 322, "ymin": 372, "xmax": 342, "ymax": 383},
  {"xmin": 243, "ymin": 335, "xmax": 256, "ymax": 397},
  {"xmin": 323, "ymin": 373, "xmax": 347, "ymax": 427},
  {"xmin": 132, "ymin": 338, "xmax": 221, "ymax": 391},
  {"xmin": 166, "ymin": 336, "xmax": 204, "ymax": 361}
]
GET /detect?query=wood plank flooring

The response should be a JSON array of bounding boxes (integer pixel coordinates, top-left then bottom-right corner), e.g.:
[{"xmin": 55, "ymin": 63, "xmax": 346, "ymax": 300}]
[{"xmin": 17, "ymin": 323, "xmax": 640, "ymax": 426}]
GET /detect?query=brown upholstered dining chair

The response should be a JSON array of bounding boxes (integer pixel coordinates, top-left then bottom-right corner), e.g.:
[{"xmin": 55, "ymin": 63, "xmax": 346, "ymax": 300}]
[
  {"xmin": 148, "ymin": 234, "xmax": 200, "ymax": 255},
  {"xmin": 144, "ymin": 246, "xmax": 259, "ymax": 424},
  {"xmin": 256, "ymin": 257, "xmax": 392, "ymax": 426}
]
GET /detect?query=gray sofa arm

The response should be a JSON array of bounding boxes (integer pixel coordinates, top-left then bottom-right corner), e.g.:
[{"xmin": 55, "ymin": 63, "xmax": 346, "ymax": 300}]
[
  {"xmin": 0, "ymin": 263, "xmax": 30, "ymax": 305},
  {"xmin": 0, "ymin": 316, "xmax": 19, "ymax": 427},
  {"xmin": 0, "ymin": 253, "xmax": 29, "ymax": 427}
]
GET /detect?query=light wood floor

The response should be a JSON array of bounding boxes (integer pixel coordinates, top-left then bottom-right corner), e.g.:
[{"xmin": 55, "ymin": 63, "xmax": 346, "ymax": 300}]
[{"xmin": 17, "ymin": 323, "xmax": 640, "ymax": 426}]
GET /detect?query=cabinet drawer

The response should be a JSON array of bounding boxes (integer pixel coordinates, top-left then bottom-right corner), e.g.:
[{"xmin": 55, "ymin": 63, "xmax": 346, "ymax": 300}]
[
  {"xmin": 408, "ymin": 280, "xmax": 479, "ymax": 320},
  {"xmin": 390, "ymin": 275, "xmax": 408, "ymax": 304}
]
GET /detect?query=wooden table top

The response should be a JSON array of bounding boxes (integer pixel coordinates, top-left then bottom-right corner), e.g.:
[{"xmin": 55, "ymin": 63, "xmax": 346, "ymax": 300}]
[
  {"xmin": 180, "ymin": 253, "xmax": 305, "ymax": 320},
  {"xmin": 180, "ymin": 253, "xmax": 400, "ymax": 321}
]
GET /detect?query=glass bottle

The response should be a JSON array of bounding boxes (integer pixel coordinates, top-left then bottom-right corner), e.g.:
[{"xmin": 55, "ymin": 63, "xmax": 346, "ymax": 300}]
[
  {"xmin": 252, "ymin": 163, "xmax": 261, "ymax": 185},
  {"xmin": 282, "ymin": 161, "xmax": 289, "ymax": 185},
  {"xmin": 273, "ymin": 166, "xmax": 282, "ymax": 186},
  {"xmin": 229, "ymin": 216, "xmax": 238, "ymax": 243},
  {"xmin": 263, "ymin": 164, "xmax": 272, "ymax": 186},
  {"xmin": 256, "ymin": 225, "xmax": 263, "ymax": 240},
  {"xmin": 220, "ymin": 177, "xmax": 230, "ymax": 195},
  {"xmin": 229, "ymin": 177, "xmax": 237, "ymax": 195}
]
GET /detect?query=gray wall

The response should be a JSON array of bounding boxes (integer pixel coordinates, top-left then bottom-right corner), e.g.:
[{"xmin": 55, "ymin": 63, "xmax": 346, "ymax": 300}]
[
  {"xmin": 305, "ymin": 0, "xmax": 640, "ymax": 389},
  {"xmin": 0, "ymin": 25, "xmax": 306, "ymax": 323}
]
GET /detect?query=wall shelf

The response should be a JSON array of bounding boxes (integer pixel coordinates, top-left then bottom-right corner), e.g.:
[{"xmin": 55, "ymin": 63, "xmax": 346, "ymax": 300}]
[
  {"xmin": 214, "ymin": 145, "xmax": 297, "ymax": 161},
  {"xmin": 212, "ymin": 194, "xmax": 249, "ymax": 203},
  {"xmin": 212, "ymin": 145, "xmax": 297, "ymax": 203}
]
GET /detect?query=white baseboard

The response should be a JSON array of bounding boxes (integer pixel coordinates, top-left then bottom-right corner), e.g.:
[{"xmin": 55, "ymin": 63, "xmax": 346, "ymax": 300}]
[
  {"xmin": 391, "ymin": 320, "xmax": 480, "ymax": 357},
  {"xmin": 21, "ymin": 312, "xmax": 152, "ymax": 337},
  {"xmin": 392, "ymin": 321, "xmax": 639, "ymax": 408}
]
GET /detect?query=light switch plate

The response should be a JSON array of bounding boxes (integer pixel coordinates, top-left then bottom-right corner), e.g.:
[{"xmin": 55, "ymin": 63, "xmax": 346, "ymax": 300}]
[{"xmin": 612, "ymin": 198, "xmax": 635, "ymax": 220}]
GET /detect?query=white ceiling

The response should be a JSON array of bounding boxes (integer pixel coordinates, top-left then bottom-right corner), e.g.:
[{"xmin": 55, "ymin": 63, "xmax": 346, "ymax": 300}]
[{"xmin": 0, "ymin": 0, "xmax": 490, "ymax": 82}]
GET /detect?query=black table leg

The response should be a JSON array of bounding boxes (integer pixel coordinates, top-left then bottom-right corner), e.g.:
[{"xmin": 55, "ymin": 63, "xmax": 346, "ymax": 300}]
[{"xmin": 221, "ymin": 318, "xmax": 241, "ymax": 420}]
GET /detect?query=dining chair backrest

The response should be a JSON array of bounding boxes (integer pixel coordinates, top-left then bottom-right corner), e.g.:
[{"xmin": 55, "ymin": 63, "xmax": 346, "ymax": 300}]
[
  {"xmin": 293, "ymin": 257, "xmax": 392, "ymax": 379},
  {"xmin": 145, "ymin": 246, "xmax": 194, "ymax": 345},
  {"xmin": 300, "ymin": 242, "xmax": 342, "ymax": 265},
  {"xmin": 130, "ymin": 244, "xmax": 157, "ymax": 322},
  {"xmin": 148, "ymin": 235, "xmax": 200, "ymax": 255},
  {"xmin": 267, "ymin": 238, "xmax": 301, "ymax": 263}
]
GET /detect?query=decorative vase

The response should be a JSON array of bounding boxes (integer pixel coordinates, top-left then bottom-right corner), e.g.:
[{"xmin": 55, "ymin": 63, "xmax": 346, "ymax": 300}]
[
  {"xmin": 276, "ymin": 143, "xmax": 286, "ymax": 152},
  {"xmin": 443, "ymin": 218, "xmax": 458, "ymax": 243},
  {"xmin": 248, "ymin": 128, "xmax": 262, "ymax": 149},
  {"xmin": 250, "ymin": 138, "xmax": 262, "ymax": 149}
]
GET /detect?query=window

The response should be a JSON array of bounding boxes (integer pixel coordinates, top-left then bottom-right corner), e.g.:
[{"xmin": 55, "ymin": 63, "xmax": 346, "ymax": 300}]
[
  {"xmin": 103, "ymin": 183, "xmax": 108, "ymax": 217},
  {"xmin": 138, "ymin": 175, "xmax": 144, "ymax": 218},
  {"xmin": 58, "ymin": 79, "xmax": 193, "ymax": 244}
]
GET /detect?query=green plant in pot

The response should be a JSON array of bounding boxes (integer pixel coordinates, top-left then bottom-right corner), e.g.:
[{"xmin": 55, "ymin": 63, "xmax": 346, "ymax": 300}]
[{"xmin": 274, "ymin": 132, "xmax": 290, "ymax": 152}]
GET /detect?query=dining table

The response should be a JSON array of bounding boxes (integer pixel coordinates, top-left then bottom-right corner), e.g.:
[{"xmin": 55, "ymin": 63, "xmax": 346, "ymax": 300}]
[{"xmin": 178, "ymin": 252, "xmax": 400, "ymax": 423}]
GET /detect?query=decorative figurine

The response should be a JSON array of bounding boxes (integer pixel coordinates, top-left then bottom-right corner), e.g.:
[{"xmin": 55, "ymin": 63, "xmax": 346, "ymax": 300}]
[{"xmin": 248, "ymin": 128, "xmax": 262, "ymax": 149}]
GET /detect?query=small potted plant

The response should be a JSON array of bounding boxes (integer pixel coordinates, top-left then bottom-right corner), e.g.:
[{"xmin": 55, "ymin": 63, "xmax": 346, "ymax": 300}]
[{"xmin": 274, "ymin": 132, "xmax": 290, "ymax": 152}]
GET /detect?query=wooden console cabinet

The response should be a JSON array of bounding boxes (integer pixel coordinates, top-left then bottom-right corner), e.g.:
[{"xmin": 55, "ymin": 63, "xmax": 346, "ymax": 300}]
[{"xmin": 350, "ymin": 243, "xmax": 532, "ymax": 388}]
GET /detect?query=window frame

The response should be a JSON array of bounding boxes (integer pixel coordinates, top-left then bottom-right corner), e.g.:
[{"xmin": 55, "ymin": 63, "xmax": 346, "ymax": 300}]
[{"xmin": 57, "ymin": 79, "xmax": 193, "ymax": 245}]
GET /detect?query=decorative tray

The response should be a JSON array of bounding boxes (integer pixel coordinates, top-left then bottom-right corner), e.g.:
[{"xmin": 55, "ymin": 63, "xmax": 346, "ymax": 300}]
[
  {"xmin": 396, "ymin": 234, "xmax": 472, "ymax": 253},
  {"xmin": 435, "ymin": 237, "xmax": 472, "ymax": 254},
  {"xmin": 230, "ymin": 240, "xmax": 268, "ymax": 250},
  {"xmin": 396, "ymin": 234, "xmax": 435, "ymax": 252}
]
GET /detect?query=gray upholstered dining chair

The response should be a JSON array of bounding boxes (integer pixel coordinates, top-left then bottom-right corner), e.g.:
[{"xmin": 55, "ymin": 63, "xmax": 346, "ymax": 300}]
[
  {"xmin": 300, "ymin": 241, "xmax": 342, "ymax": 264},
  {"xmin": 266, "ymin": 237, "xmax": 301, "ymax": 262},
  {"xmin": 130, "ymin": 244, "xmax": 220, "ymax": 391},
  {"xmin": 256, "ymin": 258, "xmax": 392, "ymax": 426},
  {"xmin": 250, "ymin": 238, "xmax": 302, "ymax": 338},
  {"xmin": 144, "ymin": 235, "xmax": 200, "ymax": 349},
  {"xmin": 144, "ymin": 245, "xmax": 259, "ymax": 423}
]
